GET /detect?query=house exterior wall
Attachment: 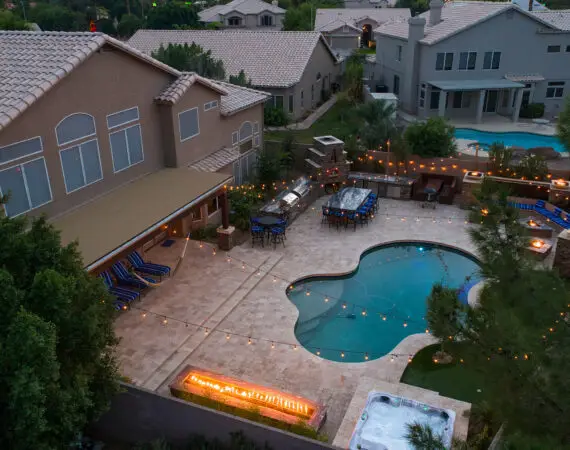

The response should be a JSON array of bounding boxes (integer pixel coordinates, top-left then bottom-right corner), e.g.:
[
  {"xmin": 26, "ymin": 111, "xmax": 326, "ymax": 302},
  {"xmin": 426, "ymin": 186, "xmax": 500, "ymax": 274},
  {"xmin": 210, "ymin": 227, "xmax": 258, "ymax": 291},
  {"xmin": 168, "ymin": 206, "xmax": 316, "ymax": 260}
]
[
  {"xmin": 329, "ymin": 33, "xmax": 360, "ymax": 50},
  {"xmin": 220, "ymin": 11, "xmax": 284, "ymax": 29},
  {"xmin": 374, "ymin": 34, "xmax": 407, "ymax": 95},
  {"xmin": 0, "ymin": 46, "xmax": 174, "ymax": 219}
]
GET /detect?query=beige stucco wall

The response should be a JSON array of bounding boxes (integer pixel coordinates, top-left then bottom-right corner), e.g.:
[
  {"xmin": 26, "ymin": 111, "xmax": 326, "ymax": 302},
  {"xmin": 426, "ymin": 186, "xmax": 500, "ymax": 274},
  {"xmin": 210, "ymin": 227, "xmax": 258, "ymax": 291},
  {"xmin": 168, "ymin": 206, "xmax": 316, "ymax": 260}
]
[{"xmin": 0, "ymin": 46, "xmax": 175, "ymax": 219}]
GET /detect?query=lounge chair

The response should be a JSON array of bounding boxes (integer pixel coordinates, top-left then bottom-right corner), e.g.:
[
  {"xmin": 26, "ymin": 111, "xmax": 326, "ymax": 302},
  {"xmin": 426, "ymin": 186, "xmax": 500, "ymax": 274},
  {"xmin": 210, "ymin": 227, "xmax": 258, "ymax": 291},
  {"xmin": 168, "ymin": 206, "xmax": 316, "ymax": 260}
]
[
  {"xmin": 99, "ymin": 270, "xmax": 141, "ymax": 306},
  {"xmin": 128, "ymin": 251, "xmax": 171, "ymax": 278},
  {"xmin": 111, "ymin": 261, "xmax": 154, "ymax": 290}
]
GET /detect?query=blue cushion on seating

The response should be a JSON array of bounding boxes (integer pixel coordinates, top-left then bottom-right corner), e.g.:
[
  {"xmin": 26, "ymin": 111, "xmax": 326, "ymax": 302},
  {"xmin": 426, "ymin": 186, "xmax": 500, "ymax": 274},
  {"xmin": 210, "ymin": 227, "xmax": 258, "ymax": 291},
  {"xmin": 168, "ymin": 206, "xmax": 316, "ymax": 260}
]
[
  {"xmin": 536, "ymin": 200, "xmax": 545, "ymax": 207},
  {"xmin": 251, "ymin": 226, "xmax": 264, "ymax": 233}
]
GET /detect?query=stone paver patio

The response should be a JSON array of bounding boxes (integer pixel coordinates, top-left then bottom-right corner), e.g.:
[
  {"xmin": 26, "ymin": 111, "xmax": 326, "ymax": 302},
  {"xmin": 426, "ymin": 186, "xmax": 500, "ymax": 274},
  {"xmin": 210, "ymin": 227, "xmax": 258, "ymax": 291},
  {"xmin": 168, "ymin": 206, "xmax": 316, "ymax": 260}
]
[{"xmin": 114, "ymin": 197, "xmax": 476, "ymax": 440}]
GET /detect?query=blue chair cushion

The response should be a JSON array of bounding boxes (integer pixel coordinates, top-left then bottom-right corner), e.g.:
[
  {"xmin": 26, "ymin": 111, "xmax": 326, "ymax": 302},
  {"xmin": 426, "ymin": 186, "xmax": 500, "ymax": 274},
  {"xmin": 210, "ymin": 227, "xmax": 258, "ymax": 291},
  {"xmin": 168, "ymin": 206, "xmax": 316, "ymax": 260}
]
[
  {"xmin": 536, "ymin": 200, "xmax": 546, "ymax": 207},
  {"xmin": 251, "ymin": 226, "xmax": 264, "ymax": 233}
]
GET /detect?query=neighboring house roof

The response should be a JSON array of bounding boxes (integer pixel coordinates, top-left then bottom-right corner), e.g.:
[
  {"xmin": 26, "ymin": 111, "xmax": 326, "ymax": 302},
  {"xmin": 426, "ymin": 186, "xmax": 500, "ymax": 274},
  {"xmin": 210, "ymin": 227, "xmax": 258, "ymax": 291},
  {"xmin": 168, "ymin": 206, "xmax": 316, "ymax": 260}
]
[
  {"xmin": 315, "ymin": 8, "xmax": 411, "ymax": 32},
  {"xmin": 155, "ymin": 74, "xmax": 270, "ymax": 116},
  {"xmin": 512, "ymin": 0, "xmax": 548, "ymax": 11},
  {"xmin": 199, "ymin": 0, "xmax": 285, "ymax": 22},
  {"xmin": 532, "ymin": 9, "xmax": 570, "ymax": 30},
  {"xmin": 344, "ymin": 0, "xmax": 398, "ymax": 7},
  {"xmin": 128, "ymin": 30, "xmax": 339, "ymax": 88},
  {"xmin": 0, "ymin": 30, "xmax": 270, "ymax": 133},
  {"xmin": 190, "ymin": 146, "xmax": 242, "ymax": 172},
  {"xmin": 375, "ymin": 1, "xmax": 560, "ymax": 45}
]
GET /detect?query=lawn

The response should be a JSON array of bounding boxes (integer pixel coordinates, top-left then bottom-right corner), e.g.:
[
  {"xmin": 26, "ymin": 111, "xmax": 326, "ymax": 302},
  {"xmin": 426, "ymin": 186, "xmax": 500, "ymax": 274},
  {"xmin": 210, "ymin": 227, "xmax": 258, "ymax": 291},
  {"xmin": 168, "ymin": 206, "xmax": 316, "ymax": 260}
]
[
  {"xmin": 264, "ymin": 101, "xmax": 360, "ymax": 144},
  {"xmin": 401, "ymin": 343, "xmax": 491, "ymax": 404}
]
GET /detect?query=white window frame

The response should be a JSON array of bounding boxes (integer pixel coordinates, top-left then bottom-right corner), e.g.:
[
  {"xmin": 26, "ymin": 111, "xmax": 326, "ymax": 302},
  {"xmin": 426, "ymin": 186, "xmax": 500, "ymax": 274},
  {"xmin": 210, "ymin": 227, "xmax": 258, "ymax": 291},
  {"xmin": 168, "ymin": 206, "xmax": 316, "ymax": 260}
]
[
  {"xmin": 260, "ymin": 14, "xmax": 273, "ymax": 26},
  {"xmin": 239, "ymin": 121, "xmax": 253, "ymax": 143},
  {"xmin": 435, "ymin": 52, "xmax": 453, "ymax": 71},
  {"xmin": 106, "ymin": 106, "xmax": 140, "ymax": 130},
  {"xmin": 204, "ymin": 100, "xmax": 218, "ymax": 111},
  {"xmin": 178, "ymin": 107, "xmax": 200, "ymax": 142},
  {"xmin": 482, "ymin": 50, "xmax": 501, "ymax": 70},
  {"xmin": 0, "ymin": 156, "xmax": 53, "ymax": 218},
  {"xmin": 109, "ymin": 124, "xmax": 145, "ymax": 174},
  {"xmin": 0, "ymin": 136, "xmax": 44, "ymax": 167},
  {"xmin": 232, "ymin": 131, "xmax": 239, "ymax": 145},
  {"xmin": 59, "ymin": 139, "xmax": 103, "ymax": 194},
  {"xmin": 55, "ymin": 113, "xmax": 97, "ymax": 147},
  {"xmin": 546, "ymin": 81, "xmax": 565, "ymax": 99},
  {"xmin": 253, "ymin": 122, "xmax": 260, "ymax": 134},
  {"xmin": 254, "ymin": 135, "xmax": 260, "ymax": 147},
  {"xmin": 458, "ymin": 51, "xmax": 477, "ymax": 71}
]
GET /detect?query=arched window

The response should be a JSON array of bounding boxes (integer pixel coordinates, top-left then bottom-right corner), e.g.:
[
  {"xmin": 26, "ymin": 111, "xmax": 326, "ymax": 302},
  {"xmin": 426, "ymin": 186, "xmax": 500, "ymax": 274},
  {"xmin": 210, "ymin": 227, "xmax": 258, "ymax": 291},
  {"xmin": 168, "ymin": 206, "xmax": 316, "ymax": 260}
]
[
  {"xmin": 228, "ymin": 16, "xmax": 242, "ymax": 26},
  {"xmin": 55, "ymin": 113, "xmax": 96, "ymax": 146},
  {"xmin": 239, "ymin": 122, "xmax": 253, "ymax": 142}
]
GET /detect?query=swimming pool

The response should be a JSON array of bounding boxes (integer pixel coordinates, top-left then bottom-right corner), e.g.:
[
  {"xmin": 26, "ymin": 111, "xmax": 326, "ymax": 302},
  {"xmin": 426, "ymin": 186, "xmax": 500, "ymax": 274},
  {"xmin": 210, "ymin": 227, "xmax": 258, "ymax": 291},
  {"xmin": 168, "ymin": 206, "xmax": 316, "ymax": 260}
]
[
  {"xmin": 287, "ymin": 242, "xmax": 481, "ymax": 362},
  {"xmin": 454, "ymin": 128, "xmax": 565, "ymax": 152}
]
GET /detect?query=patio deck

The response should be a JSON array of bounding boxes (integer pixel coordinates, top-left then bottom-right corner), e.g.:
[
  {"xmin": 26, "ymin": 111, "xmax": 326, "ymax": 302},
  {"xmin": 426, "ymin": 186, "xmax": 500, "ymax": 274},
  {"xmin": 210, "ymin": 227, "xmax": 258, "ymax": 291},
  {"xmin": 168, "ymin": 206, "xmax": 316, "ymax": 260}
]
[{"xmin": 114, "ymin": 197, "xmax": 476, "ymax": 440}]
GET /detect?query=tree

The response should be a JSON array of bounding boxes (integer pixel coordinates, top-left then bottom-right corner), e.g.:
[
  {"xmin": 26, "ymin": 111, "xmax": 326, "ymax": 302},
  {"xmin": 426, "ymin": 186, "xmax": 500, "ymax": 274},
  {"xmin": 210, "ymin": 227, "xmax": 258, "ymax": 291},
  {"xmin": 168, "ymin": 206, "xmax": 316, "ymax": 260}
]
[
  {"xmin": 404, "ymin": 117, "xmax": 456, "ymax": 158},
  {"xmin": 428, "ymin": 180, "xmax": 570, "ymax": 445},
  {"xmin": 279, "ymin": 132, "xmax": 296, "ymax": 177},
  {"xmin": 255, "ymin": 148, "xmax": 283, "ymax": 189},
  {"xmin": 354, "ymin": 99, "xmax": 396, "ymax": 150},
  {"xmin": 0, "ymin": 211, "xmax": 120, "ymax": 449},
  {"xmin": 264, "ymin": 105, "xmax": 289, "ymax": 127},
  {"xmin": 556, "ymin": 95, "xmax": 570, "ymax": 152},
  {"xmin": 488, "ymin": 142, "xmax": 513, "ymax": 176},
  {"xmin": 343, "ymin": 54, "xmax": 364, "ymax": 104},
  {"xmin": 152, "ymin": 43, "xmax": 226, "ymax": 80},
  {"xmin": 395, "ymin": 0, "xmax": 429, "ymax": 15},
  {"xmin": 229, "ymin": 69, "xmax": 252, "ymax": 87},
  {"xmin": 282, "ymin": 2, "xmax": 313, "ymax": 31},
  {"xmin": 0, "ymin": 9, "xmax": 30, "ymax": 30},
  {"xmin": 390, "ymin": 131, "xmax": 411, "ymax": 175},
  {"xmin": 116, "ymin": 13, "xmax": 143, "ymax": 37},
  {"xmin": 515, "ymin": 154, "xmax": 548, "ymax": 181},
  {"xmin": 145, "ymin": 1, "xmax": 200, "ymax": 29},
  {"xmin": 426, "ymin": 283, "xmax": 462, "ymax": 354},
  {"xmin": 404, "ymin": 422, "xmax": 446, "ymax": 450},
  {"xmin": 29, "ymin": 4, "xmax": 87, "ymax": 31}
]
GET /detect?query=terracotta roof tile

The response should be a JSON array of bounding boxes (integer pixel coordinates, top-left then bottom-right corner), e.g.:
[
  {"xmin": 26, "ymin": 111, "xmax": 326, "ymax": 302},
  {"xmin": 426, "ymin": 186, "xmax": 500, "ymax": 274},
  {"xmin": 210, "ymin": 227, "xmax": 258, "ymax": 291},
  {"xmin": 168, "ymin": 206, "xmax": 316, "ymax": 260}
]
[
  {"xmin": 532, "ymin": 9, "xmax": 570, "ymax": 30},
  {"xmin": 315, "ymin": 8, "xmax": 410, "ymax": 32}
]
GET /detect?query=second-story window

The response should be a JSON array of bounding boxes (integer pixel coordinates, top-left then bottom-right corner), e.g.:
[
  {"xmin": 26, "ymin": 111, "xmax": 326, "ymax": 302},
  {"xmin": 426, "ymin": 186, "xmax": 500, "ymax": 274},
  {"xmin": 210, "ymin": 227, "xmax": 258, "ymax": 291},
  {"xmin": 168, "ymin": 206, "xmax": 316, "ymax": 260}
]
[
  {"xmin": 458, "ymin": 51, "xmax": 477, "ymax": 70},
  {"xmin": 261, "ymin": 15, "xmax": 273, "ymax": 26},
  {"xmin": 435, "ymin": 52, "xmax": 453, "ymax": 71},
  {"xmin": 107, "ymin": 107, "xmax": 144, "ymax": 173},
  {"xmin": 483, "ymin": 51, "xmax": 501, "ymax": 70},
  {"xmin": 547, "ymin": 45, "xmax": 561, "ymax": 53}
]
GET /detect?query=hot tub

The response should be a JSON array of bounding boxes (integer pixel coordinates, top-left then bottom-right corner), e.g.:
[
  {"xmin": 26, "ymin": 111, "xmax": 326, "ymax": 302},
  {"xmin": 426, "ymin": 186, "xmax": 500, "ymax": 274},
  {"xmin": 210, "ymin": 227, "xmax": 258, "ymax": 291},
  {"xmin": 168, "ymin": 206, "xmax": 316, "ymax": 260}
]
[{"xmin": 349, "ymin": 392, "xmax": 455, "ymax": 450}]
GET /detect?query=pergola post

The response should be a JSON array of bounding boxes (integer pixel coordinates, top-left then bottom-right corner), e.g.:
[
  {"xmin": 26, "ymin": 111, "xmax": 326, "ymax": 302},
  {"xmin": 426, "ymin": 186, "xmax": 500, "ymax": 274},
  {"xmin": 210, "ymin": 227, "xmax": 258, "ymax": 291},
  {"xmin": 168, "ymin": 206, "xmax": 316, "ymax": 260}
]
[
  {"xmin": 217, "ymin": 188, "xmax": 235, "ymax": 251},
  {"xmin": 221, "ymin": 190, "xmax": 230, "ymax": 230},
  {"xmin": 512, "ymin": 88, "xmax": 524, "ymax": 123},
  {"xmin": 438, "ymin": 90, "xmax": 447, "ymax": 117},
  {"xmin": 476, "ymin": 89, "xmax": 486, "ymax": 123}
]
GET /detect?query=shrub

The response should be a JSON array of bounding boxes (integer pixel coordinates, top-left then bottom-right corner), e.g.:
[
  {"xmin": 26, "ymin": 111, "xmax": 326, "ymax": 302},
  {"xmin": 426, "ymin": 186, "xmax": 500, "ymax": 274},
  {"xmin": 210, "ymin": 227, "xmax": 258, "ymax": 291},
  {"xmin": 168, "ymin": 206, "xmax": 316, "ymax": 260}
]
[
  {"xmin": 190, "ymin": 224, "xmax": 219, "ymax": 241},
  {"xmin": 404, "ymin": 117, "xmax": 456, "ymax": 157},
  {"xmin": 519, "ymin": 103, "xmax": 544, "ymax": 119},
  {"xmin": 488, "ymin": 142, "xmax": 513, "ymax": 175},
  {"xmin": 264, "ymin": 106, "xmax": 289, "ymax": 127},
  {"xmin": 516, "ymin": 154, "xmax": 548, "ymax": 181}
]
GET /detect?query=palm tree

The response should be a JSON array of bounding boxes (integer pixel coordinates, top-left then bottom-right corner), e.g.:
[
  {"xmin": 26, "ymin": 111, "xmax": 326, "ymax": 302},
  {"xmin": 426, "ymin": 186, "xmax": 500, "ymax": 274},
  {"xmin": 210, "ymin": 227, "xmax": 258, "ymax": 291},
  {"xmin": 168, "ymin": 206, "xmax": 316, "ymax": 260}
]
[
  {"xmin": 354, "ymin": 99, "xmax": 397, "ymax": 151},
  {"xmin": 405, "ymin": 422, "xmax": 446, "ymax": 450}
]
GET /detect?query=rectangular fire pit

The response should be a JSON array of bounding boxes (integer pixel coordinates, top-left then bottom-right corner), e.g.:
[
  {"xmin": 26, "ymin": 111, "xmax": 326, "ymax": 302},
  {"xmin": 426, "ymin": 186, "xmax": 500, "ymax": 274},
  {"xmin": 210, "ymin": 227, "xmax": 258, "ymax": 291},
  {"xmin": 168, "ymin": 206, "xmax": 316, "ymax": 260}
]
[
  {"xmin": 170, "ymin": 365, "xmax": 327, "ymax": 430},
  {"xmin": 526, "ymin": 238, "xmax": 553, "ymax": 260},
  {"xmin": 519, "ymin": 217, "xmax": 554, "ymax": 238}
]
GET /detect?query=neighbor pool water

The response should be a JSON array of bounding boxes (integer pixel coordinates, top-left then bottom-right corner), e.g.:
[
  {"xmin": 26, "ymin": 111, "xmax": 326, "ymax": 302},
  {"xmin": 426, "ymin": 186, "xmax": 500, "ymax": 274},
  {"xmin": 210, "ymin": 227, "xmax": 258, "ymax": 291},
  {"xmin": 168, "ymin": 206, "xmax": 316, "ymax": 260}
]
[
  {"xmin": 454, "ymin": 128, "xmax": 565, "ymax": 152},
  {"xmin": 287, "ymin": 242, "xmax": 481, "ymax": 362}
]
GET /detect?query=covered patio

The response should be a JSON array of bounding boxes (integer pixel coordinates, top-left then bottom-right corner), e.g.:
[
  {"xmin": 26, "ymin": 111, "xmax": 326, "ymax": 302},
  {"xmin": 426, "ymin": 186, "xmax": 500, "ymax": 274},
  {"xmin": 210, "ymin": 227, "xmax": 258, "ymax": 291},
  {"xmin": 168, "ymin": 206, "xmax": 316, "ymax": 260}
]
[{"xmin": 426, "ymin": 79, "xmax": 525, "ymax": 123}]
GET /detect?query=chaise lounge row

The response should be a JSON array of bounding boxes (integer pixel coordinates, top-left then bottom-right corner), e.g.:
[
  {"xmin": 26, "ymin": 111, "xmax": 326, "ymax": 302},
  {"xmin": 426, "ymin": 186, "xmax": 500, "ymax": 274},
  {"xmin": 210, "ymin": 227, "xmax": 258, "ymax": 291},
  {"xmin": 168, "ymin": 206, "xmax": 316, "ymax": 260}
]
[{"xmin": 508, "ymin": 199, "xmax": 570, "ymax": 229}]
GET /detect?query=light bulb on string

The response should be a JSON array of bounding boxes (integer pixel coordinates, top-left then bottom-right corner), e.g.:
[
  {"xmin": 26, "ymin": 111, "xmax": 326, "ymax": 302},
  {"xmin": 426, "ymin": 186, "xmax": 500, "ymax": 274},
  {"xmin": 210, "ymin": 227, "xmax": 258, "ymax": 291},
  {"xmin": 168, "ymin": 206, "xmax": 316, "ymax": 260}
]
[
  {"xmin": 324, "ymin": 296, "xmax": 329, "ymax": 303},
  {"xmin": 162, "ymin": 317, "xmax": 168, "ymax": 325},
  {"xmin": 226, "ymin": 334, "xmax": 231, "ymax": 340},
  {"xmin": 364, "ymin": 353, "xmax": 369, "ymax": 360},
  {"xmin": 204, "ymin": 328, "xmax": 209, "ymax": 335},
  {"xmin": 248, "ymin": 337, "xmax": 252, "ymax": 345},
  {"xmin": 271, "ymin": 342, "xmax": 275, "ymax": 349}
]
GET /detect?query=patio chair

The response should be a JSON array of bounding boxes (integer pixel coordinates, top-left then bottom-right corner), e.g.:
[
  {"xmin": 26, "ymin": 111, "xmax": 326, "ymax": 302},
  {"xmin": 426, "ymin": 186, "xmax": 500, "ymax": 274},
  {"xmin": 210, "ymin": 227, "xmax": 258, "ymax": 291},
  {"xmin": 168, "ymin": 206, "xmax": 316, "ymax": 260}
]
[
  {"xmin": 356, "ymin": 208, "xmax": 370, "ymax": 227},
  {"xmin": 251, "ymin": 225, "xmax": 265, "ymax": 248},
  {"xmin": 111, "ymin": 261, "xmax": 153, "ymax": 290},
  {"xmin": 345, "ymin": 213, "xmax": 357, "ymax": 231},
  {"xmin": 128, "ymin": 251, "xmax": 171, "ymax": 279},
  {"xmin": 270, "ymin": 227, "xmax": 286, "ymax": 249},
  {"xmin": 99, "ymin": 270, "xmax": 141, "ymax": 305},
  {"xmin": 422, "ymin": 188, "xmax": 438, "ymax": 209}
]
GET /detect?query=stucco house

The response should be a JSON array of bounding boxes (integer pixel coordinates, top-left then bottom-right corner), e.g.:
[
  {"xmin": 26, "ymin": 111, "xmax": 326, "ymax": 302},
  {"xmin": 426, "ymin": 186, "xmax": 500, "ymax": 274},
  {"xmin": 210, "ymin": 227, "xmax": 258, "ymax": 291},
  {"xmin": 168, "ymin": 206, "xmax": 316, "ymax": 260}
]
[
  {"xmin": 128, "ymin": 30, "xmax": 341, "ymax": 120},
  {"xmin": 315, "ymin": 8, "xmax": 410, "ymax": 50},
  {"xmin": 199, "ymin": 0, "xmax": 286, "ymax": 30},
  {"xmin": 0, "ymin": 31, "xmax": 269, "ymax": 272},
  {"xmin": 373, "ymin": 0, "xmax": 570, "ymax": 122},
  {"xmin": 344, "ymin": 0, "xmax": 398, "ymax": 9}
]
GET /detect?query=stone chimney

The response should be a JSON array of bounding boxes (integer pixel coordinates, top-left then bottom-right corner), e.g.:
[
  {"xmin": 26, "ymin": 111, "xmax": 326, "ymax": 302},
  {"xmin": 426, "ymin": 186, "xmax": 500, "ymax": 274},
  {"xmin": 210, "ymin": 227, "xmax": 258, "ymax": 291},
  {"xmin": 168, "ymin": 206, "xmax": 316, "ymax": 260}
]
[
  {"xmin": 528, "ymin": 0, "xmax": 533, "ymax": 11},
  {"xmin": 408, "ymin": 15, "xmax": 426, "ymax": 41},
  {"xmin": 401, "ymin": 16, "xmax": 426, "ymax": 112},
  {"xmin": 272, "ymin": 0, "xmax": 278, "ymax": 5},
  {"xmin": 429, "ymin": 0, "xmax": 444, "ymax": 26}
]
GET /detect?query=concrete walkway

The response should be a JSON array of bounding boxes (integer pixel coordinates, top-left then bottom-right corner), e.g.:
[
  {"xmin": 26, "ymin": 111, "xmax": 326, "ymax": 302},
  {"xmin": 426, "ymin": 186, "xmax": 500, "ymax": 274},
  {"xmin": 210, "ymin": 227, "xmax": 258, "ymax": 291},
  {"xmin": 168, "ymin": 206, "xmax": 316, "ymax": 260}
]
[{"xmin": 265, "ymin": 95, "xmax": 337, "ymax": 132}]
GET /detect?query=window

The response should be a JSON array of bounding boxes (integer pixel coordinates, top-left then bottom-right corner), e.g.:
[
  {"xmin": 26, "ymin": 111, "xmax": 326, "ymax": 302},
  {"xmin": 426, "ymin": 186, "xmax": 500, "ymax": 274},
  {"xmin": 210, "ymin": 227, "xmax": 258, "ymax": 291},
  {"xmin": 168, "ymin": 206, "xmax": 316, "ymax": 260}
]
[
  {"xmin": 397, "ymin": 45, "xmax": 402, "ymax": 62},
  {"xmin": 430, "ymin": 88, "xmax": 441, "ymax": 110},
  {"xmin": 253, "ymin": 122, "xmax": 259, "ymax": 134},
  {"xmin": 435, "ymin": 52, "xmax": 453, "ymax": 71},
  {"xmin": 56, "ymin": 113, "xmax": 96, "ymax": 146},
  {"xmin": 228, "ymin": 16, "xmax": 242, "ymax": 26},
  {"xmin": 261, "ymin": 15, "xmax": 273, "ymax": 26},
  {"xmin": 419, "ymin": 83, "xmax": 426, "ymax": 108},
  {"xmin": 547, "ymin": 45, "xmax": 561, "ymax": 53},
  {"xmin": 288, "ymin": 94, "xmax": 294, "ymax": 113},
  {"xmin": 0, "ymin": 157, "xmax": 52, "ymax": 217},
  {"xmin": 178, "ymin": 107, "xmax": 199, "ymax": 142},
  {"xmin": 273, "ymin": 96, "xmax": 284, "ymax": 109},
  {"xmin": 60, "ymin": 139, "xmax": 103, "ymax": 193},
  {"xmin": 0, "ymin": 136, "xmax": 43, "ymax": 166},
  {"xmin": 204, "ymin": 100, "xmax": 218, "ymax": 111},
  {"xmin": 106, "ymin": 107, "xmax": 139, "ymax": 129},
  {"xmin": 452, "ymin": 92, "xmax": 463, "ymax": 109},
  {"xmin": 208, "ymin": 196, "xmax": 219, "ymax": 215},
  {"xmin": 546, "ymin": 81, "xmax": 565, "ymax": 98},
  {"xmin": 239, "ymin": 122, "xmax": 253, "ymax": 142},
  {"xmin": 301, "ymin": 90, "xmax": 304, "ymax": 108},
  {"xmin": 311, "ymin": 85, "xmax": 314, "ymax": 101},
  {"xmin": 109, "ymin": 125, "xmax": 144, "ymax": 173},
  {"xmin": 393, "ymin": 75, "xmax": 400, "ymax": 96},
  {"xmin": 254, "ymin": 135, "xmax": 260, "ymax": 147},
  {"xmin": 483, "ymin": 51, "xmax": 501, "ymax": 70},
  {"xmin": 566, "ymin": 45, "xmax": 570, "ymax": 52},
  {"xmin": 458, "ymin": 51, "xmax": 476, "ymax": 70},
  {"xmin": 232, "ymin": 131, "xmax": 239, "ymax": 145}
]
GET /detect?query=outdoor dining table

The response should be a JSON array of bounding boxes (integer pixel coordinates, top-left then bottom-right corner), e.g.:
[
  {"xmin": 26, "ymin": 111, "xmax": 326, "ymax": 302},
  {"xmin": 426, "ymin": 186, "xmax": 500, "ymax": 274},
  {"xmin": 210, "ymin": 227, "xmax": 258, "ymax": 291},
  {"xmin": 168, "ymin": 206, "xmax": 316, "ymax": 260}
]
[
  {"xmin": 325, "ymin": 187, "xmax": 372, "ymax": 213},
  {"xmin": 256, "ymin": 216, "xmax": 281, "ymax": 228}
]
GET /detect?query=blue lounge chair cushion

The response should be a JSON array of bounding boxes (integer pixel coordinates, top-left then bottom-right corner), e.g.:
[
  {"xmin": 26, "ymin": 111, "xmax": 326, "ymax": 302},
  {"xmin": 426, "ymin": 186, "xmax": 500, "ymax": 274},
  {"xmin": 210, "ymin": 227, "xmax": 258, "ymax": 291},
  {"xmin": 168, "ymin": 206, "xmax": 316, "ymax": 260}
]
[
  {"xmin": 128, "ymin": 251, "xmax": 171, "ymax": 276},
  {"xmin": 536, "ymin": 200, "xmax": 546, "ymax": 208},
  {"xmin": 112, "ymin": 262, "xmax": 153, "ymax": 289}
]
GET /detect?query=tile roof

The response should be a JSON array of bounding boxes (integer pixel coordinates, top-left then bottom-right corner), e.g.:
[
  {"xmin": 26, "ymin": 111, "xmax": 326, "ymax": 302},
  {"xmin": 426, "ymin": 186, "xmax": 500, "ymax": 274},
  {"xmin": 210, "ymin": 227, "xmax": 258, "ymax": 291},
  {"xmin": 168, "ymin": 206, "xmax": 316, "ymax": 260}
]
[
  {"xmin": 199, "ymin": 0, "xmax": 285, "ymax": 22},
  {"xmin": 532, "ymin": 9, "xmax": 570, "ymax": 30},
  {"xmin": 0, "ymin": 30, "xmax": 179, "ymax": 132},
  {"xmin": 128, "ymin": 30, "xmax": 338, "ymax": 88},
  {"xmin": 155, "ymin": 73, "xmax": 270, "ymax": 115},
  {"xmin": 190, "ymin": 146, "xmax": 241, "ymax": 172},
  {"xmin": 315, "ymin": 8, "xmax": 410, "ymax": 32},
  {"xmin": 375, "ymin": 1, "xmax": 545, "ymax": 45}
]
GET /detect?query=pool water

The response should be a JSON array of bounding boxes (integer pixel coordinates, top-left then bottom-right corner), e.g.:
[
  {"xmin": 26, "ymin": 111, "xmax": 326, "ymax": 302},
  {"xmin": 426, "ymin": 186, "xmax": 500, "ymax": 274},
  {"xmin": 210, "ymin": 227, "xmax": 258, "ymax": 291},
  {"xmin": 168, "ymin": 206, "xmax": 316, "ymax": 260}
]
[
  {"xmin": 454, "ymin": 128, "xmax": 565, "ymax": 152},
  {"xmin": 287, "ymin": 243, "xmax": 481, "ymax": 362}
]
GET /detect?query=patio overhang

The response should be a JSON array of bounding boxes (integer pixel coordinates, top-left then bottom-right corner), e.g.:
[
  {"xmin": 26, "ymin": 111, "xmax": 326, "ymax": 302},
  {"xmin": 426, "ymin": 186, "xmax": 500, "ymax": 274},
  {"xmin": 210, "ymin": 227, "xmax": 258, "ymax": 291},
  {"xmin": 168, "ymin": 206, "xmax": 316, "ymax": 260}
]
[
  {"xmin": 427, "ymin": 79, "xmax": 525, "ymax": 91},
  {"xmin": 51, "ymin": 168, "xmax": 232, "ymax": 272},
  {"xmin": 505, "ymin": 73, "xmax": 545, "ymax": 83}
]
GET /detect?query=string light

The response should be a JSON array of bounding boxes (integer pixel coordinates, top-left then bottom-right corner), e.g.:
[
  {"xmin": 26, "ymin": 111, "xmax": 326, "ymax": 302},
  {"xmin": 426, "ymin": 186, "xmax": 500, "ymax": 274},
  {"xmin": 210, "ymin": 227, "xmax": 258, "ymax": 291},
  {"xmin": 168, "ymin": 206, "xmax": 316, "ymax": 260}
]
[{"xmin": 364, "ymin": 353, "xmax": 369, "ymax": 360}]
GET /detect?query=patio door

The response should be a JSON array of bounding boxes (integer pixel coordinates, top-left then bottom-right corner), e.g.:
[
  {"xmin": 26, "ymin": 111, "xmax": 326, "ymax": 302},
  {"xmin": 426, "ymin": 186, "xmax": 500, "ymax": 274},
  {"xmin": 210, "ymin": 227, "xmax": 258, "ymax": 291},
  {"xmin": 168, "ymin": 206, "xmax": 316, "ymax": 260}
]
[{"xmin": 484, "ymin": 90, "xmax": 498, "ymax": 113}]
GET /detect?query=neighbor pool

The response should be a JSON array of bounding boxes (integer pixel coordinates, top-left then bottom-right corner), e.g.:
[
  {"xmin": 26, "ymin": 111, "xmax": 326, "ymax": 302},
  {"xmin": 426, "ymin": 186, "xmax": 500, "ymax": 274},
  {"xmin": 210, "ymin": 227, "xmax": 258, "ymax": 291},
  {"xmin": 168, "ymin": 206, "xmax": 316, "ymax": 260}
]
[
  {"xmin": 287, "ymin": 242, "xmax": 481, "ymax": 362},
  {"xmin": 454, "ymin": 128, "xmax": 565, "ymax": 152}
]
